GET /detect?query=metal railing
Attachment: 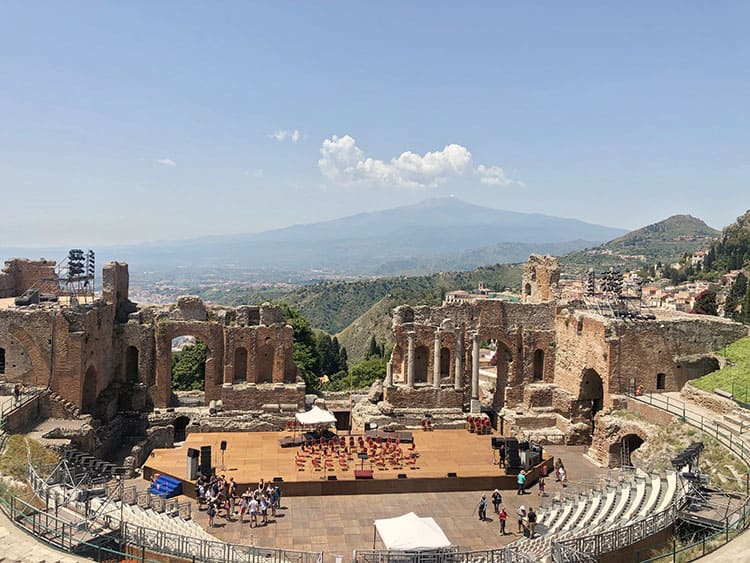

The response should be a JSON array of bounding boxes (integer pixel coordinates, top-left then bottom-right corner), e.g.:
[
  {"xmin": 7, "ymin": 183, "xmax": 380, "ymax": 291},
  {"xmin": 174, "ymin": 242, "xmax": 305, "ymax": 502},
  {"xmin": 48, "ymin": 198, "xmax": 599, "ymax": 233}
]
[
  {"xmin": 0, "ymin": 486, "xmax": 163, "ymax": 563},
  {"xmin": 27, "ymin": 447, "xmax": 323, "ymax": 563},
  {"xmin": 638, "ymin": 494, "xmax": 750, "ymax": 562},
  {"xmin": 550, "ymin": 503, "xmax": 679, "ymax": 561},
  {"xmin": 0, "ymin": 387, "xmax": 44, "ymax": 423},
  {"xmin": 354, "ymin": 546, "xmax": 537, "ymax": 563},
  {"xmin": 629, "ymin": 391, "xmax": 750, "ymax": 465}
]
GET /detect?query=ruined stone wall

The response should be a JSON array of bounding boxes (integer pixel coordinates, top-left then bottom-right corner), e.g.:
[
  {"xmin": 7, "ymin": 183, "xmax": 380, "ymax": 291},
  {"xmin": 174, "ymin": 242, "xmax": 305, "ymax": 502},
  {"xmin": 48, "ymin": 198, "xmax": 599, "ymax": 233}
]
[
  {"xmin": 614, "ymin": 316, "xmax": 747, "ymax": 394},
  {"xmin": 102, "ymin": 261, "xmax": 129, "ymax": 305},
  {"xmin": 220, "ymin": 383, "xmax": 305, "ymax": 411},
  {"xmin": 0, "ymin": 301, "xmax": 115, "ymax": 416},
  {"xmin": 0, "ymin": 258, "xmax": 57, "ymax": 298},
  {"xmin": 390, "ymin": 298, "xmax": 556, "ymax": 407},
  {"xmin": 383, "ymin": 386, "xmax": 463, "ymax": 409},
  {"xmin": 521, "ymin": 254, "xmax": 560, "ymax": 304},
  {"xmin": 552, "ymin": 311, "xmax": 611, "ymax": 403}
]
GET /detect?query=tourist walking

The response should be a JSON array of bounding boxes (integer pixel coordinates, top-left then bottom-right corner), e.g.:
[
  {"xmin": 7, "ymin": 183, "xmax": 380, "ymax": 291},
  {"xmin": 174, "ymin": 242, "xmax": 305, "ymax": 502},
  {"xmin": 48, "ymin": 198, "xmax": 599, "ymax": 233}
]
[
  {"xmin": 527, "ymin": 507, "xmax": 537, "ymax": 538},
  {"xmin": 491, "ymin": 489, "xmax": 502, "ymax": 514},
  {"xmin": 517, "ymin": 470, "xmax": 526, "ymax": 495},
  {"xmin": 538, "ymin": 476, "xmax": 545, "ymax": 496},
  {"xmin": 516, "ymin": 505, "xmax": 526, "ymax": 534},
  {"xmin": 249, "ymin": 496, "xmax": 259, "ymax": 528},
  {"xmin": 498, "ymin": 443, "xmax": 506, "ymax": 467},
  {"xmin": 477, "ymin": 494, "xmax": 488, "ymax": 521},
  {"xmin": 498, "ymin": 506, "xmax": 508, "ymax": 535},
  {"xmin": 207, "ymin": 502, "xmax": 216, "ymax": 528}
]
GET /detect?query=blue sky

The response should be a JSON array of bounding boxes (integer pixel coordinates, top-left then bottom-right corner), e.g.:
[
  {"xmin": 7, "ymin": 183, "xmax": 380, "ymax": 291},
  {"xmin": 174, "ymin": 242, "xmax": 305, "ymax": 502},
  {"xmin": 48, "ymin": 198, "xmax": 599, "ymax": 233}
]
[{"xmin": 1, "ymin": 2, "xmax": 748, "ymax": 246}]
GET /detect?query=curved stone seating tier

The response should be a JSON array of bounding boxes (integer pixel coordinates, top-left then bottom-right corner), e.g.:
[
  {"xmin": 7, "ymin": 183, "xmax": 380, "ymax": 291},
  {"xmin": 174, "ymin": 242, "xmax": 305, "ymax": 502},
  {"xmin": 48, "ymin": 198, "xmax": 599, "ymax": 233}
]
[{"xmin": 510, "ymin": 471, "xmax": 681, "ymax": 560}]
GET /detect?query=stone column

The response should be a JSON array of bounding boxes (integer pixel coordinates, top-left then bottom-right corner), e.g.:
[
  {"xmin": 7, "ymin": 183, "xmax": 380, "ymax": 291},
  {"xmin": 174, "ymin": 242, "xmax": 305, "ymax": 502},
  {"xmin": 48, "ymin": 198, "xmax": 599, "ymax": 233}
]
[
  {"xmin": 454, "ymin": 329, "xmax": 463, "ymax": 391},
  {"xmin": 433, "ymin": 331, "xmax": 441, "ymax": 388},
  {"xmin": 407, "ymin": 331, "xmax": 416, "ymax": 388},
  {"xmin": 471, "ymin": 331, "xmax": 480, "ymax": 401},
  {"xmin": 385, "ymin": 361, "xmax": 393, "ymax": 387}
]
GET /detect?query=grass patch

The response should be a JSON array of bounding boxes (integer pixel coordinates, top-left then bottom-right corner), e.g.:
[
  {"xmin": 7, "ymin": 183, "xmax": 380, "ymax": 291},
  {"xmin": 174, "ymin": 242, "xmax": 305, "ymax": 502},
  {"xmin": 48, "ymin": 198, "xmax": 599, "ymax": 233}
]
[
  {"xmin": 610, "ymin": 409, "xmax": 645, "ymax": 422},
  {"xmin": 0, "ymin": 435, "xmax": 58, "ymax": 482},
  {"xmin": 692, "ymin": 337, "xmax": 750, "ymax": 397},
  {"xmin": 632, "ymin": 420, "xmax": 748, "ymax": 492}
]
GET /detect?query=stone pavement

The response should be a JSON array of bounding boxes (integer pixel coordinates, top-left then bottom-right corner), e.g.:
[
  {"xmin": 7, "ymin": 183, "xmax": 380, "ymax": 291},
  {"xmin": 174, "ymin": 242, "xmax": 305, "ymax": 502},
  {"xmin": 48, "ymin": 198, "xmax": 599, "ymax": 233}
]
[{"xmin": 191, "ymin": 445, "xmax": 603, "ymax": 559}]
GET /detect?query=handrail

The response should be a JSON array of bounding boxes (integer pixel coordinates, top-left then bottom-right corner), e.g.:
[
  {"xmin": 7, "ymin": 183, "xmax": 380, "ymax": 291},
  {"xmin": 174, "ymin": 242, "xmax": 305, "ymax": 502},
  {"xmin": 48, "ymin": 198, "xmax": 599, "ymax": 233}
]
[
  {"xmin": 550, "ymin": 501, "xmax": 679, "ymax": 561},
  {"xmin": 629, "ymin": 391, "xmax": 750, "ymax": 466},
  {"xmin": 0, "ymin": 387, "xmax": 44, "ymax": 423}
]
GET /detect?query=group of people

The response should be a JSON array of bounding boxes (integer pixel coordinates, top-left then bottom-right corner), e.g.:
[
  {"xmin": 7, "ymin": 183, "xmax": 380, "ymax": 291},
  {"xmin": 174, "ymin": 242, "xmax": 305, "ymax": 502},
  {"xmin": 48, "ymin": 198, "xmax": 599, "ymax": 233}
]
[
  {"xmin": 477, "ymin": 489, "xmax": 537, "ymax": 538},
  {"xmin": 197, "ymin": 474, "xmax": 282, "ymax": 528}
]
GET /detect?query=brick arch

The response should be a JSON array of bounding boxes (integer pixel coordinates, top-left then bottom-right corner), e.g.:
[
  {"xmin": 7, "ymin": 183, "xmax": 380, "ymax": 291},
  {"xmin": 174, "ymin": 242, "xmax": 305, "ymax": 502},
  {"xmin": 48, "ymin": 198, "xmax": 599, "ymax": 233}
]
[
  {"xmin": 7, "ymin": 324, "xmax": 49, "ymax": 386},
  {"xmin": 607, "ymin": 426, "xmax": 648, "ymax": 468},
  {"xmin": 153, "ymin": 321, "xmax": 224, "ymax": 408}
]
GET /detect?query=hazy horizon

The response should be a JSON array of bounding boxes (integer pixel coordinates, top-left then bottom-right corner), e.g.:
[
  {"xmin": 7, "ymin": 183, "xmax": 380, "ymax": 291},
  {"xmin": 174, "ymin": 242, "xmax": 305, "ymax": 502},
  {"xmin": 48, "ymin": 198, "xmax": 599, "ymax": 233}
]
[{"xmin": 1, "ymin": 2, "xmax": 748, "ymax": 247}]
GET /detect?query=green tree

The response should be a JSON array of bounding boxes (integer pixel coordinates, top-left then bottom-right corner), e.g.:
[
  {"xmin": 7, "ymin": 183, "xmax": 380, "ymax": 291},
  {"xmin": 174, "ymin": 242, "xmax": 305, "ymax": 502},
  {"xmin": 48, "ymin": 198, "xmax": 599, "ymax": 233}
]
[
  {"xmin": 172, "ymin": 342, "xmax": 207, "ymax": 391},
  {"xmin": 732, "ymin": 273, "xmax": 748, "ymax": 299},
  {"xmin": 278, "ymin": 303, "xmax": 322, "ymax": 392},
  {"xmin": 693, "ymin": 289, "xmax": 718, "ymax": 316}
]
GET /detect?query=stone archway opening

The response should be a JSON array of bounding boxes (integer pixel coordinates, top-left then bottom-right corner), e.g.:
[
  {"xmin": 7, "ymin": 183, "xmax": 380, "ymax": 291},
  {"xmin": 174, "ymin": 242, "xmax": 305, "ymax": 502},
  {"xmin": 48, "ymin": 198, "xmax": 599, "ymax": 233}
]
[
  {"xmin": 171, "ymin": 336, "xmax": 208, "ymax": 392},
  {"xmin": 610, "ymin": 433, "xmax": 645, "ymax": 468},
  {"xmin": 234, "ymin": 347, "xmax": 248, "ymax": 383},
  {"xmin": 440, "ymin": 347, "xmax": 451, "ymax": 379},
  {"xmin": 174, "ymin": 415, "xmax": 191, "ymax": 443},
  {"xmin": 257, "ymin": 337, "xmax": 274, "ymax": 383},
  {"xmin": 492, "ymin": 342, "xmax": 513, "ymax": 409},
  {"xmin": 414, "ymin": 345, "xmax": 429, "ymax": 384},
  {"xmin": 0, "ymin": 347, "xmax": 5, "ymax": 375},
  {"xmin": 533, "ymin": 349, "xmax": 544, "ymax": 381},
  {"xmin": 125, "ymin": 346, "xmax": 139, "ymax": 383},
  {"xmin": 82, "ymin": 366, "xmax": 98, "ymax": 415},
  {"xmin": 579, "ymin": 368, "xmax": 604, "ymax": 422}
]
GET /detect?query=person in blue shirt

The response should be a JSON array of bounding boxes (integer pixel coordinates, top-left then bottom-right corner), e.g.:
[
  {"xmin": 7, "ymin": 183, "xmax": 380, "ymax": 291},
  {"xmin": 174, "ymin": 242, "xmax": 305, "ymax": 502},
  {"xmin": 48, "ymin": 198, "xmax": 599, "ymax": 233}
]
[{"xmin": 517, "ymin": 470, "xmax": 526, "ymax": 495}]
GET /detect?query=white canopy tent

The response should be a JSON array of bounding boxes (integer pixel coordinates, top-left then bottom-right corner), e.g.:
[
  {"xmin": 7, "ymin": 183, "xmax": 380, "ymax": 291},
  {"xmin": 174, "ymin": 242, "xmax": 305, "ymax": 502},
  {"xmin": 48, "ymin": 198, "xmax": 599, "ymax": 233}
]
[
  {"xmin": 295, "ymin": 405, "xmax": 337, "ymax": 426},
  {"xmin": 373, "ymin": 512, "xmax": 452, "ymax": 551}
]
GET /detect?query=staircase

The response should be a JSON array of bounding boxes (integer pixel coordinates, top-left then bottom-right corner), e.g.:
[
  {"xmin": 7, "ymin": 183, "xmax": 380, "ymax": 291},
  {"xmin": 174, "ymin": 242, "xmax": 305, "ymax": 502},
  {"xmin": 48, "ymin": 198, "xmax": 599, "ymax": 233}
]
[{"xmin": 148, "ymin": 474, "xmax": 183, "ymax": 498}]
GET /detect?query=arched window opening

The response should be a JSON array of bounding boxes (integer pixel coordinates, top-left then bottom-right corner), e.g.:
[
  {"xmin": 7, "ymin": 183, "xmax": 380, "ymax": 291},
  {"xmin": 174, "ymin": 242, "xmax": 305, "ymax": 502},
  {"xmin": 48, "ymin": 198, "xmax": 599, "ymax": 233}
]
[
  {"xmin": 125, "ymin": 346, "xmax": 139, "ymax": 383},
  {"xmin": 533, "ymin": 349, "xmax": 544, "ymax": 381},
  {"xmin": 414, "ymin": 345, "xmax": 429, "ymax": 384},
  {"xmin": 234, "ymin": 347, "xmax": 248, "ymax": 383}
]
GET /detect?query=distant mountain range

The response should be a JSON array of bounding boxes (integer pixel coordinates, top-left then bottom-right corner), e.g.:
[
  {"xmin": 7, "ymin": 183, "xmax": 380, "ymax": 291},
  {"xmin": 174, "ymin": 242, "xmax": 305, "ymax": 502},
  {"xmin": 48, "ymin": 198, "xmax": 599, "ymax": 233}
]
[{"xmin": 1, "ymin": 198, "xmax": 627, "ymax": 279}]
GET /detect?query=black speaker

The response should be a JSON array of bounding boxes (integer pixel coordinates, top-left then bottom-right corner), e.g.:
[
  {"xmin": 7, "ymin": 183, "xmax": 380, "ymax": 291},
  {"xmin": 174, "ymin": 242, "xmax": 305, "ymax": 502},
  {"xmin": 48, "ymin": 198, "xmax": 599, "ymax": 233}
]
[
  {"xmin": 220, "ymin": 440, "xmax": 227, "ymax": 451},
  {"xmin": 273, "ymin": 476, "xmax": 283, "ymax": 482},
  {"xmin": 447, "ymin": 472, "xmax": 457, "ymax": 478},
  {"xmin": 327, "ymin": 475, "xmax": 337, "ymax": 481},
  {"xmin": 200, "ymin": 445, "xmax": 212, "ymax": 475},
  {"xmin": 187, "ymin": 448, "xmax": 200, "ymax": 459},
  {"xmin": 397, "ymin": 474, "xmax": 407, "ymax": 479},
  {"xmin": 491, "ymin": 437, "xmax": 505, "ymax": 450}
]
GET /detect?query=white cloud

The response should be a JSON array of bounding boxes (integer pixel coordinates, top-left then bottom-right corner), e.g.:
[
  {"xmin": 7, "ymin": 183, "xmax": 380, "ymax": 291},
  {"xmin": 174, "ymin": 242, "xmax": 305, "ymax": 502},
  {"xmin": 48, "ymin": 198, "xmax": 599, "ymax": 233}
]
[
  {"xmin": 154, "ymin": 158, "xmax": 176, "ymax": 167},
  {"xmin": 475, "ymin": 164, "xmax": 514, "ymax": 186},
  {"xmin": 318, "ymin": 135, "xmax": 518, "ymax": 189},
  {"xmin": 270, "ymin": 129, "xmax": 302, "ymax": 143}
]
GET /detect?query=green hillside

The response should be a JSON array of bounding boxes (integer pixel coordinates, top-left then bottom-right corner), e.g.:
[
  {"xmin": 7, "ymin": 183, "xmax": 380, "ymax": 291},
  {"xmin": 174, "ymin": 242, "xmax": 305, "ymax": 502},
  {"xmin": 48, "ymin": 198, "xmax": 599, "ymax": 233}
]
[
  {"xmin": 562, "ymin": 214, "xmax": 719, "ymax": 276},
  {"xmin": 337, "ymin": 296, "xmax": 400, "ymax": 363},
  {"xmin": 192, "ymin": 263, "xmax": 522, "ymax": 334}
]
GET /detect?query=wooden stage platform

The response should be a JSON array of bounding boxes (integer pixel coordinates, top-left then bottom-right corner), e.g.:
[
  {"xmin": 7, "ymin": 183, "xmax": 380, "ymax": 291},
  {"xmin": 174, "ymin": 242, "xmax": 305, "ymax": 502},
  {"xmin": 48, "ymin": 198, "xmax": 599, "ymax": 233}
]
[{"xmin": 143, "ymin": 429, "xmax": 552, "ymax": 497}]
